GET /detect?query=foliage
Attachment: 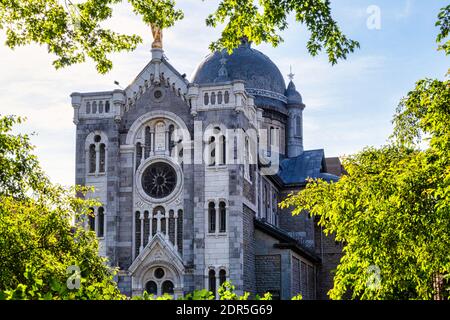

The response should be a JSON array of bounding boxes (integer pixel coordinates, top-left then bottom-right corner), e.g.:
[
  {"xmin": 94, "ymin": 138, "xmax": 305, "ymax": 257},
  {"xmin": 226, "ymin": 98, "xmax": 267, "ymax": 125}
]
[
  {"xmin": 0, "ymin": 115, "xmax": 125, "ymax": 300},
  {"xmin": 133, "ymin": 281, "xmax": 304, "ymax": 300},
  {"xmin": 436, "ymin": 4, "xmax": 450, "ymax": 57},
  {"xmin": 206, "ymin": 0, "xmax": 359, "ymax": 64},
  {"xmin": 0, "ymin": 0, "xmax": 358, "ymax": 73},
  {"xmin": 280, "ymin": 69, "xmax": 450, "ymax": 299}
]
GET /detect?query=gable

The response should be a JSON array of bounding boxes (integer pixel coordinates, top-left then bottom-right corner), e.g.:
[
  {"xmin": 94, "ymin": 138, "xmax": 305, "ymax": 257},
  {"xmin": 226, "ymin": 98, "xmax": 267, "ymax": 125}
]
[{"xmin": 124, "ymin": 58, "xmax": 189, "ymax": 109}]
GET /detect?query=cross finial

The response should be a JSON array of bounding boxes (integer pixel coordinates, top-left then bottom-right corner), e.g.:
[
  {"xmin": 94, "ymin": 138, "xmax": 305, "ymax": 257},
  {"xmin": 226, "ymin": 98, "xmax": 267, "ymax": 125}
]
[{"xmin": 288, "ymin": 65, "xmax": 295, "ymax": 81}]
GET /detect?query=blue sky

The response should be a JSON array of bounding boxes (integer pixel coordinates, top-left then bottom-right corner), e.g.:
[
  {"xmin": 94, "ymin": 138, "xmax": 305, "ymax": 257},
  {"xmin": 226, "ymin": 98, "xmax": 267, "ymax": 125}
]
[{"xmin": 0, "ymin": 0, "xmax": 448, "ymax": 186}]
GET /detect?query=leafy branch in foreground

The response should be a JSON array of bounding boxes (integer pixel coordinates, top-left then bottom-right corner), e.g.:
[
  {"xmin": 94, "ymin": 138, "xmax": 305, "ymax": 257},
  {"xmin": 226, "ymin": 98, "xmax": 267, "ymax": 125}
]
[
  {"xmin": 0, "ymin": 0, "xmax": 358, "ymax": 73},
  {"xmin": 0, "ymin": 114, "xmax": 125, "ymax": 300}
]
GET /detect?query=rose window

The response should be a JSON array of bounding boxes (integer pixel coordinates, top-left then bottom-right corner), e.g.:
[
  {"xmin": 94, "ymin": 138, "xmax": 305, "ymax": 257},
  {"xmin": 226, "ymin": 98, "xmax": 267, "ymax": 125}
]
[{"xmin": 141, "ymin": 162, "xmax": 177, "ymax": 198}]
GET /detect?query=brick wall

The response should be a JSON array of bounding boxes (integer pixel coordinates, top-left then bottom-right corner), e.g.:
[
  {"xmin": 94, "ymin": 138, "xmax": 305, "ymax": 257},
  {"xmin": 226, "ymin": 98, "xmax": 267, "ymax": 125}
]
[
  {"xmin": 255, "ymin": 254, "xmax": 281, "ymax": 297},
  {"xmin": 242, "ymin": 205, "xmax": 256, "ymax": 294}
]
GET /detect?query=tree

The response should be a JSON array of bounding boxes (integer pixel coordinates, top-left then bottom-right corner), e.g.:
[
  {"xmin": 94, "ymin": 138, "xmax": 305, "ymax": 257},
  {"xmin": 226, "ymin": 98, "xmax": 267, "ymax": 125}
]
[
  {"xmin": 280, "ymin": 8, "xmax": 450, "ymax": 300},
  {"xmin": 0, "ymin": 115, "xmax": 125, "ymax": 300},
  {"xmin": 0, "ymin": 0, "xmax": 359, "ymax": 73}
]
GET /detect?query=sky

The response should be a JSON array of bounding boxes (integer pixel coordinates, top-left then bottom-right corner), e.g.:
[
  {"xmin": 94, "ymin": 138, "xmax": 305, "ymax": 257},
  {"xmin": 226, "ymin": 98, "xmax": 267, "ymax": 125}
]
[{"xmin": 0, "ymin": 0, "xmax": 448, "ymax": 186}]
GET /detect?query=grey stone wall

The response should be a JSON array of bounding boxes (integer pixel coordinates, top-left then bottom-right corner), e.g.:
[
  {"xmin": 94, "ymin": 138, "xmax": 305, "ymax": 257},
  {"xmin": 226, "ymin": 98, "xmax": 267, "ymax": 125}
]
[
  {"xmin": 314, "ymin": 222, "xmax": 343, "ymax": 300},
  {"xmin": 242, "ymin": 205, "xmax": 256, "ymax": 294},
  {"xmin": 278, "ymin": 189, "xmax": 315, "ymax": 248}
]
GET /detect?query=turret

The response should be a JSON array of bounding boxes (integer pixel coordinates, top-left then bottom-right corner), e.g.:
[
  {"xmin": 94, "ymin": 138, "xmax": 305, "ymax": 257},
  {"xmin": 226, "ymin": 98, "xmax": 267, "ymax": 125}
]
[{"xmin": 285, "ymin": 73, "xmax": 305, "ymax": 157}]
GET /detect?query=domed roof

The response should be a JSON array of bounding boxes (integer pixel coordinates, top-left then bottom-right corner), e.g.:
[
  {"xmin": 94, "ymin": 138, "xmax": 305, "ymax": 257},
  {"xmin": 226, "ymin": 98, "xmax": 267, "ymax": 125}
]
[
  {"xmin": 191, "ymin": 40, "xmax": 287, "ymax": 108},
  {"xmin": 286, "ymin": 81, "xmax": 303, "ymax": 105}
]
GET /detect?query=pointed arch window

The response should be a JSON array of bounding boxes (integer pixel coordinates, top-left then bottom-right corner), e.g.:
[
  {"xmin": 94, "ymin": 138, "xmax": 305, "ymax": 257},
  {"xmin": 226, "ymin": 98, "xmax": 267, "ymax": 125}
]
[
  {"xmin": 98, "ymin": 101, "xmax": 104, "ymax": 113},
  {"xmin": 204, "ymin": 93, "xmax": 209, "ymax": 105},
  {"xmin": 86, "ymin": 102, "xmax": 91, "ymax": 114},
  {"xmin": 217, "ymin": 91, "xmax": 223, "ymax": 104},
  {"xmin": 105, "ymin": 101, "xmax": 110, "ymax": 113},
  {"xmin": 211, "ymin": 92, "xmax": 216, "ymax": 105},
  {"xmin": 92, "ymin": 101, "xmax": 97, "ymax": 114}
]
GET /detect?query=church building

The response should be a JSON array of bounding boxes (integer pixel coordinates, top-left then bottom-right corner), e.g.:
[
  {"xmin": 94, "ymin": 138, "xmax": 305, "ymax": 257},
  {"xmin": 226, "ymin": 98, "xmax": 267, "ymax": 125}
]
[{"xmin": 70, "ymin": 34, "xmax": 343, "ymax": 300}]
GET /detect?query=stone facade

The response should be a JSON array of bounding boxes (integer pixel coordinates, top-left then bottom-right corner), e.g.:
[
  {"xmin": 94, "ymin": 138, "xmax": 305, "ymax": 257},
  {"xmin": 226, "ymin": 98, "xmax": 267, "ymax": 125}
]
[{"xmin": 70, "ymin": 43, "xmax": 343, "ymax": 299}]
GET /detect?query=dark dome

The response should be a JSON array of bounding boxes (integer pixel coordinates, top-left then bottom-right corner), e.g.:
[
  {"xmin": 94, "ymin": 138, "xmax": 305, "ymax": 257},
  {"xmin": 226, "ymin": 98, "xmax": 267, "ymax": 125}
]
[{"xmin": 191, "ymin": 41, "xmax": 287, "ymax": 109}]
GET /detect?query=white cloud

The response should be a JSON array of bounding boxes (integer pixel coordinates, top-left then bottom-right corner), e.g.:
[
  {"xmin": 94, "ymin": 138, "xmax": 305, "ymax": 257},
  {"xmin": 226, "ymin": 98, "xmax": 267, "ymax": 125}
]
[{"xmin": 0, "ymin": 2, "xmax": 394, "ymax": 185}]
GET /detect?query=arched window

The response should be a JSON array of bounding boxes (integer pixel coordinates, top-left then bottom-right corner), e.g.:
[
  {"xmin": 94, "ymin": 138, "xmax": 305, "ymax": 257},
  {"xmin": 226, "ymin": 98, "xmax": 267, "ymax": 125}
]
[
  {"xmin": 224, "ymin": 91, "xmax": 229, "ymax": 104},
  {"xmin": 244, "ymin": 137, "xmax": 249, "ymax": 179},
  {"xmin": 92, "ymin": 101, "xmax": 97, "ymax": 114},
  {"xmin": 211, "ymin": 92, "xmax": 216, "ymax": 105},
  {"xmin": 208, "ymin": 202, "xmax": 216, "ymax": 233},
  {"xmin": 99, "ymin": 143, "xmax": 106, "ymax": 173},
  {"xmin": 145, "ymin": 281, "xmax": 157, "ymax": 295},
  {"xmin": 162, "ymin": 280, "xmax": 174, "ymax": 295},
  {"xmin": 86, "ymin": 102, "xmax": 91, "ymax": 114},
  {"xmin": 154, "ymin": 121, "xmax": 166, "ymax": 152},
  {"xmin": 220, "ymin": 135, "xmax": 226, "ymax": 165},
  {"xmin": 105, "ymin": 101, "xmax": 110, "ymax": 113},
  {"xmin": 98, "ymin": 101, "xmax": 104, "ymax": 113},
  {"xmin": 89, "ymin": 144, "xmax": 96, "ymax": 173},
  {"xmin": 217, "ymin": 91, "xmax": 223, "ymax": 104},
  {"xmin": 209, "ymin": 136, "xmax": 216, "ymax": 166},
  {"xmin": 295, "ymin": 115, "xmax": 302, "ymax": 136},
  {"xmin": 136, "ymin": 142, "xmax": 143, "ymax": 169},
  {"xmin": 219, "ymin": 269, "xmax": 226, "ymax": 286},
  {"xmin": 97, "ymin": 207, "xmax": 105, "ymax": 237},
  {"xmin": 144, "ymin": 126, "xmax": 151, "ymax": 158},
  {"xmin": 204, "ymin": 93, "xmax": 209, "ymax": 105},
  {"xmin": 264, "ymin": 185, "xmax": 269, "ymax": 221},
  {"xmin": 135, "ymin": 211, "xmax": 141, "ymax": 257},
  {"xmin": 88, "ymin": 208, "xmax": 95, "ymax": 231},
  {"xmin": 208, "ymin": 269, "xmax": 216, "ymax": 294},
  {"xmin": 168, "ymin": 124, "xmax": 175, "ymax": 154},
  {"xmin": 219, "ymin": 201, "xmax": 226, "ymax": 233}
]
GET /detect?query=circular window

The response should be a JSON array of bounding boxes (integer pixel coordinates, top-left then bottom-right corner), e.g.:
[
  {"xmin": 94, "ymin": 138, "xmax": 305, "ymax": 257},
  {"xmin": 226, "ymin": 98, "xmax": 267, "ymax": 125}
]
[
  {"xmin": 154, "ymin": 90, "xmax": 163, "ymax": 99},
  {"xmin": 154, "ymin": 268, "xmax": 165, "ymax": 279},
  {"xmin": 142, "ymin": 162, "xmax": 177, "ymax": 198},
  {"xmin": 94, "ymin": 135, "xmax": 101, "ymax": 143}
]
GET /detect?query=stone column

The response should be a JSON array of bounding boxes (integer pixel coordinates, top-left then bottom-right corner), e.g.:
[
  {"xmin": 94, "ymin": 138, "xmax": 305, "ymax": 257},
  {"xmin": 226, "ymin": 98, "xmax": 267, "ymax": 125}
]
[
  {"xmin": 174, "ymin": 211, "xmax": 178, "ymax": 251},
  {"xmin": 95, "ymin": 144, "xmax": 100, "ymax": 176},
  {"xmin": 149, "ymin": 211, "xmax": 153, "ymax": 242},
  {"xmin": 139, "ymin": 212, "xmax": 144, "ymax": 253}
]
